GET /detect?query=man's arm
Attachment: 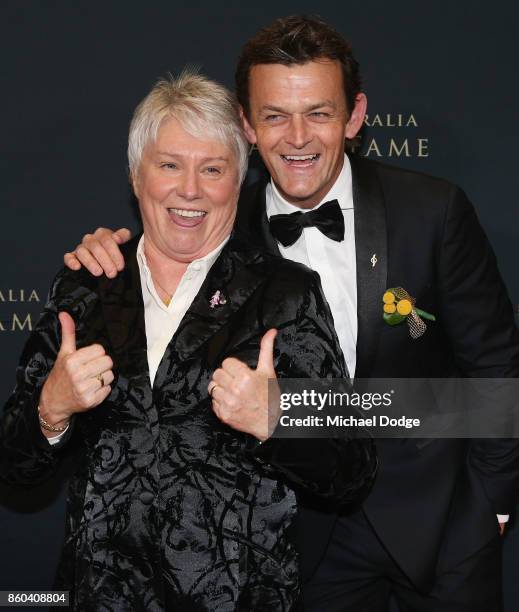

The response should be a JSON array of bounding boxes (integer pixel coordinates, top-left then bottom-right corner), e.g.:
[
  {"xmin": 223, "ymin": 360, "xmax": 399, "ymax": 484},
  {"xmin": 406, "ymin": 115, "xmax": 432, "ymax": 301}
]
[
  {"xmin": 438, "ymin": 186, "xmax": 519, "ymax": 518},
  {"xmin": 438, "ymin": 186, "xmax": 519, "ymax": 377},
  {"xmin": 64, "ymin": 227, "xmax": 131, "ymax": 277}
]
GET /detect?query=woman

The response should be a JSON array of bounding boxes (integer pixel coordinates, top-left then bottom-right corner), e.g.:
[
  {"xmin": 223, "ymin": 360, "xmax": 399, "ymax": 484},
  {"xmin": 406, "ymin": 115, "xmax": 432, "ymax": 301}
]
[{"xmin": 0, "ymin": 72, "xmax": 375, "ymax": 611}]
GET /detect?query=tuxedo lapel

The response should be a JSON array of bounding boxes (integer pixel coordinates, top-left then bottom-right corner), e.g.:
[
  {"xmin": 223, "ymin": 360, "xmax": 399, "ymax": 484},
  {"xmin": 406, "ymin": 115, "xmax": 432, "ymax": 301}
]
[
  {"xmin": 255, "ymin": 184, "xmax": 282, "ymax": 256},
  {"xmin": 98, "ymin": 236, "xmax": 149, "ymax": 383},
  {"xmin": 351, "ymin": 156, "xmax": 388, "ymax": 379},
  {"xmin": 236, "ymin": 178, "xmax": 281, "ymax": 257}
]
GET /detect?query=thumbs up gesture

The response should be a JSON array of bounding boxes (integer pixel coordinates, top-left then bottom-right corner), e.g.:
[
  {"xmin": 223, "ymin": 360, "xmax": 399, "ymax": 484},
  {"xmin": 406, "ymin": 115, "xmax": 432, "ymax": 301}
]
[
  {"xmin": 208, "ymin": 329, "xmax": 280, "ymax": 442},
  {"xmin": 39, "ymin": 312, "xmax": 114, "ymax": 434}
]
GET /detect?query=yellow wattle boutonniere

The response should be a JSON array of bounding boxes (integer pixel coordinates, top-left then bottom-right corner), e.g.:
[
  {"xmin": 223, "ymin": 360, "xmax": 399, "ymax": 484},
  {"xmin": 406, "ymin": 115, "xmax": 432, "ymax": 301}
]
[{"xmin": 382, "ymin": 287, "xmax": 436, "ymax": 339}]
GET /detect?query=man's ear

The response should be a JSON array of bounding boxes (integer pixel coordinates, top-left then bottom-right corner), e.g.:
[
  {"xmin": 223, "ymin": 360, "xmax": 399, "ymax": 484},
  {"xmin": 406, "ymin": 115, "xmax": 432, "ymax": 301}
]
[
  {"xmin": 345, "ymin": 93, "xmax": 367, "ymax": 140},
  {"xmin": 240, "ymin": 106, "xmax": 257, "ymax": 145}
]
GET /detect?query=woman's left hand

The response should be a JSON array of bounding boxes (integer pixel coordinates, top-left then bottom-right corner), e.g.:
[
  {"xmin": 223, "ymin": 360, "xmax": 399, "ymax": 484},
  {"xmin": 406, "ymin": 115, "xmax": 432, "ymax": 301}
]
[{"xmin": 208, "ymin": 329, "xmax": 280, "ymax": 442}]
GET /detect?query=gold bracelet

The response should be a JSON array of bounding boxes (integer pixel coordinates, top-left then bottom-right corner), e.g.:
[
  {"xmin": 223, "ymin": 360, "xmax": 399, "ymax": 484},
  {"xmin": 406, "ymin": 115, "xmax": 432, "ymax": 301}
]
[{"xmin": 37, "ymin": 407, "xmax": 69, "ymax": 433}]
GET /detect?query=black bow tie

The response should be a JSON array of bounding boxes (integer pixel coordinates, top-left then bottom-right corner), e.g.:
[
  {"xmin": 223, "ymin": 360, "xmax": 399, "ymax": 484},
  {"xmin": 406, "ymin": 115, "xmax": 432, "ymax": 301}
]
[{"xmin": 269, "ymin": 199, "xmax": 345, "ymax": 247}]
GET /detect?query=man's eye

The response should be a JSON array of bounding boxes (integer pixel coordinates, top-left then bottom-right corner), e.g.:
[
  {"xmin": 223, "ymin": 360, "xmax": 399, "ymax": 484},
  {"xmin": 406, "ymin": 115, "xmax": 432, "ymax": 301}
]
[
  {"xmin": 160, "ymin": 162, "xmax": 177, "ymax": 169},
  {"xmin": 310, "ymin": 112, "xmax": 330, "ymax": 119},
  {"xmin": 265, "ymin": 114, "xmax": 283, "ymax": 122},
  {"xmin": 205, "ymin": 167, "xmax": 221, "ymax": 174}
]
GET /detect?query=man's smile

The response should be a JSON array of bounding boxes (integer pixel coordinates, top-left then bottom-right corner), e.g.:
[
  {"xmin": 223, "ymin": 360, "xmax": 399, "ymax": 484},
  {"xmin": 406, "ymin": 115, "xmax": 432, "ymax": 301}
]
[{"xmin": 280, "ymin": 153, "xmax": 321, "ymax": 167}]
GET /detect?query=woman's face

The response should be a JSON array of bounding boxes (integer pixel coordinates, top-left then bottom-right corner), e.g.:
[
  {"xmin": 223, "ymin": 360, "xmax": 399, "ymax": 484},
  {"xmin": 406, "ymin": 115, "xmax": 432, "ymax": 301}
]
[{"xmin": 134, "ymin": 117, "xmax": 240, "ymax": 263}]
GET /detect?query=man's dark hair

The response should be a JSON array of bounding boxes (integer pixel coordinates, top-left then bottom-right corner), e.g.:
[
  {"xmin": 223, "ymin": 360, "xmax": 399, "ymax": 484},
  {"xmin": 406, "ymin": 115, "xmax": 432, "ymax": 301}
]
[{"xmin": 235, "ymin": 15, "xmax": 362, "ymax": 118}]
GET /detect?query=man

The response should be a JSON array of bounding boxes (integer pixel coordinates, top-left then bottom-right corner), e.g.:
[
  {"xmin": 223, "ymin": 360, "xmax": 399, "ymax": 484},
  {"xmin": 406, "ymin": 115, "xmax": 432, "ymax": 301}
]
[
  {"xmin": 1, "ymin": 71, "xmax": 375, "ymax": 611},
  {"xmin": 64, "ymin": 16, "xmax": 519, "ymax": 612}
]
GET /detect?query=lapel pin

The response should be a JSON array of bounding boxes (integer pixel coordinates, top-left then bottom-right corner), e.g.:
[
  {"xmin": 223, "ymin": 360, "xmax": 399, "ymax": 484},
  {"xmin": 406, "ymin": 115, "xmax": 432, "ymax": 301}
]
[
  {"xmin": 371, "ymin": 254, "xmax": 378, "ymax": 268},
  {"xmin": 209, "ymin": 290, "xmax": 227, "ymax": 309}
]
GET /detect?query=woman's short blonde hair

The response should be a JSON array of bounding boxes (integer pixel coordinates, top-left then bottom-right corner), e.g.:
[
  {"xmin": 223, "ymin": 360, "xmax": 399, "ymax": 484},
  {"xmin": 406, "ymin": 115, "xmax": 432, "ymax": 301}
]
[{"xmin": 128, "ymin": 70, "xmax": 249, "ymax": 184}]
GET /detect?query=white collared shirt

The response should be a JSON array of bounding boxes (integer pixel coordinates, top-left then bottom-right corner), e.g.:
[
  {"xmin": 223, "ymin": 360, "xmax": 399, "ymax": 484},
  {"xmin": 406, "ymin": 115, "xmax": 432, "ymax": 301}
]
[
  {"xmin": 266, "ymin": 154, "xmax": 357, "ymax": 377},
  {"xmin": 136, "ymin": 235, "xmax": 228, "ymax": 385}
]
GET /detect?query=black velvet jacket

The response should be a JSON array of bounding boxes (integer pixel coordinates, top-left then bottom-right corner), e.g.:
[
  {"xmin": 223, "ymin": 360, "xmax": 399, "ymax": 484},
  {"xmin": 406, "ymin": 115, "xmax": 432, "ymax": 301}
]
[{"xmin": 0, "ymin": 236, "xmax": 375, "ymax": 611}]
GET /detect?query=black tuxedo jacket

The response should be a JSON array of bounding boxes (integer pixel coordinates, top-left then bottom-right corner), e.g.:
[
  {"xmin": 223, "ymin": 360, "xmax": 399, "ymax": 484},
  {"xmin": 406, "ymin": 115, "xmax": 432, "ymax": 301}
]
[
  {"xmin": 0, "ymin": 236, "xmax": 375, "ymax": 610},
  {"xmin": 235, "ymin": 155, "xmax": 519, "ymax": 590}
]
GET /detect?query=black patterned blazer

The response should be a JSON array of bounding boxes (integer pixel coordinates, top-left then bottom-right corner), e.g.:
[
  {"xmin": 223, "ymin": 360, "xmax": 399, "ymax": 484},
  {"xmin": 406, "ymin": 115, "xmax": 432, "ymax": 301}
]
[{"xmin": 0, "ymin": 235, "xmax": 375, "ymax": 611}]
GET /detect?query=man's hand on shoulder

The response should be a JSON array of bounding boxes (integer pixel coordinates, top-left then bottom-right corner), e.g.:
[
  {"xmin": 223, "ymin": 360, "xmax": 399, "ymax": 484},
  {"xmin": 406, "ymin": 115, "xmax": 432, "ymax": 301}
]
[{"xmin": 64, "ymin": 227, "xmax": 131, "ymax": 278}]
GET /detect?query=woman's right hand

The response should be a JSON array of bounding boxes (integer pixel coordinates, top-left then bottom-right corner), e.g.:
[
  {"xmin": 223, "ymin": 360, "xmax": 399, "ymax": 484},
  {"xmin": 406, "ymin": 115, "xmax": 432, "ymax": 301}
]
[
  {"xmin": 64, "ymin": 227, "xmax": 131, "ymax": 278},
  {"xmin": 39, "ymin": 312, "xmax": 114, "ymax": 435}
]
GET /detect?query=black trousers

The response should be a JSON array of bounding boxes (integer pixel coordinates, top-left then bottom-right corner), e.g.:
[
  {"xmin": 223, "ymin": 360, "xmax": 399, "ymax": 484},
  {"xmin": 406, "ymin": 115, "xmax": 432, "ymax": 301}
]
[{"xmin": 302, "ymin": 509, "xmax": 503, "ymax": 612}]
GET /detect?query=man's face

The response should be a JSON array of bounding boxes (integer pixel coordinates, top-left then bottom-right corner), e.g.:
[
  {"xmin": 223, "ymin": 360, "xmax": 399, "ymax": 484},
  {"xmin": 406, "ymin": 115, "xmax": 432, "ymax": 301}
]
[
  {"xmin": 133, "ymin": 117, "xmax": 239, "ymax": 263},
  {"xmin": 242, "ymin": 60, "xmax": 366, "ymax": 209}
]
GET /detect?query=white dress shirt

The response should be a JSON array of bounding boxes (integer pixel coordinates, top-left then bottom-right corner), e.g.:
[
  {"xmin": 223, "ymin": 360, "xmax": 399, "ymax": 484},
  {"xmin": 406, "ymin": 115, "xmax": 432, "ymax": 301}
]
[
  {"xmin": 266, "ymin": 154, "xmax": 357, "ymax": 377},
  {"xmin": 137, "ymin": 235, "xmax": 228, "ymax": 385},
  {"xmin": 47, "ymin": 234, "xmax": 228, "ymax": 444}
]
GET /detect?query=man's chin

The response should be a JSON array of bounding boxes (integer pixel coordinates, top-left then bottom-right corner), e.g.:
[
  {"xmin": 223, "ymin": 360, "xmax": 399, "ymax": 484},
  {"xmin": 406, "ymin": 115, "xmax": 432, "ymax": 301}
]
[{"xmin": 276, "ymin": 183, "xmax": 322, "ymax": 208}]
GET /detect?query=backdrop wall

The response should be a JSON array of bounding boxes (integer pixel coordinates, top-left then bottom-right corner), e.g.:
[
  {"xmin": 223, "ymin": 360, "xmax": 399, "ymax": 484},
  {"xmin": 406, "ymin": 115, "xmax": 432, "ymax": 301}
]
[{"xmin": 1, "ymin": 1, "xmax": 518, "ymax": 609}]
